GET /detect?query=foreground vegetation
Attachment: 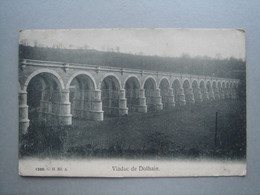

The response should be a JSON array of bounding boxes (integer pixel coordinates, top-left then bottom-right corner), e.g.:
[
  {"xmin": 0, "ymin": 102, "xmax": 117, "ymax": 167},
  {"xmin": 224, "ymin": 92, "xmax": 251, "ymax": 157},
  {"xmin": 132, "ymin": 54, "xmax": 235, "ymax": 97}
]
[{"xmin": 19, "ymin": 99, "xmax": 246, "ymax": 160}]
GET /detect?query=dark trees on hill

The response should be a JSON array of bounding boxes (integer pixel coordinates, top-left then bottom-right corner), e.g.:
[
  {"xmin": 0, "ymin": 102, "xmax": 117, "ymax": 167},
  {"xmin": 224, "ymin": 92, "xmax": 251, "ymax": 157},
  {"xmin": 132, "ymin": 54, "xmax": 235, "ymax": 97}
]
[{"xmin": 19, "ymin": 45, "xmax": 245, "ymax": 79}]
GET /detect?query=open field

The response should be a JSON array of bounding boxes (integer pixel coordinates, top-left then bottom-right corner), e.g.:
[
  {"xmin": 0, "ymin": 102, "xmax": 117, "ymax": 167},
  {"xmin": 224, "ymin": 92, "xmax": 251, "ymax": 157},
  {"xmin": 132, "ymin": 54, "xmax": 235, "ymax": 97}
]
[{"xmin": 20, "ymin": 99, "xmax": 246, "ymax": 160}]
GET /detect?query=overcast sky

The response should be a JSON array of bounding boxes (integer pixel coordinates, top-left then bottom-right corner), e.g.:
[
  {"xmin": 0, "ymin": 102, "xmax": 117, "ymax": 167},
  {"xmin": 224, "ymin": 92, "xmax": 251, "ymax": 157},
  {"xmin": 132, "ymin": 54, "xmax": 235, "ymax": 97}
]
[{"xmin": 19, "ymin": 28, "xmax": 245, "ymax": 60}]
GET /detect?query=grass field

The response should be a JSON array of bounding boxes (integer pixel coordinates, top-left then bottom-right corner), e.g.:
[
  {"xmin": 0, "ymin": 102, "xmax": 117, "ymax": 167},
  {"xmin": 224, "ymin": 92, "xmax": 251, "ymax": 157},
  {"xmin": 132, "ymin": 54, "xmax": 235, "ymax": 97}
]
[{"xmin": 20, "ymin": 99, "xmax": 246, "ymax": 160}]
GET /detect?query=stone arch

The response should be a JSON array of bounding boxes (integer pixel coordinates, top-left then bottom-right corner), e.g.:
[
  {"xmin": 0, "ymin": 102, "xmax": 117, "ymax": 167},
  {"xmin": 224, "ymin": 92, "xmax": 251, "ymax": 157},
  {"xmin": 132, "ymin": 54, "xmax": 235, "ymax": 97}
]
[
  {"xmin": 226, "ymin": 82, "xmax": 230, "ymax": 88},
  {"xmin": 225, "ymin": 82, "xmax": 231, "ymax": 99},
  {"xmin": 123, "ymin": 75, "xmax": 141, "ymax": 89},
  {"xmin": 217, "ymin": 81, "xmax": 222, "ymax": 89},
  {"xmin": 159, "ymin": 78, "xmax": 170, "ymax": 108},
  {"xmin": 66, "ymin": 71, "xmax": 97, "ymax": 90},
  {"xmin": 199, "ymin": 80, "xmax": 209, "ymax": 101},
  {"xmin": 99, "ymin": 73, "xmax": 122, "ymax": 90},
  {"xmin": 212, "ymin": 81, "xmax": 220, "ymax": 100},
  {"xmin": 191, "ymin": 78, "xmax": 199, "ymax": 87},
  {"xmin": 159, "ymin": 77, "xmax": 170, "ymax": 88},
  {"xmin": 183, "ymin": 79, "xmax": 195, "ymax": 104},
  {"xmin": 142, "ymin": 76, "xmax": 157, "ymax": 89},
  {"xmin": 101, "ymin": 75, "xmax": 121, "ymax": 116},
  {"xmin": 206, "ymin": 81, "xmax": 211, "ymax": 91},
  {"xmin": 192, "ymin": 80, "xmax": 199, "ymax": 88},
  {"xmin": 172, "ymin": 79, "xmax": 182, "ymax": 101},
  {"xmin": 68, "ymin": 73, "xmax": 97, "ymax": 120},
  {"xmin": 206, "ymin": 80, "xmax": 215, "ymax": 100},
  {"xmin": 182, "ymin": 79, "xmax": 190, "ymax": 88},
  {"xmin": 199, "ymin": 80, "xmax": 206, "ymax": 88},
  {"xmin": 222, "ymin": 81, "xmax": 226, "ymax": 88},
  {"xmin": 23, "ymin": 69, "xmax": 64, "ymax": 91},
  {"xmin": 192, "ymin": 80, "xmax": 202, "ymax": 103},
  {"xmin": 25, "ymin": 70, "xmax": 65, "ymax": 126},
  {"xmin": 171, "ymin": 78, "xmax": 181, "ymax": 88},
  {"xmin": 125, "ymin": 76, "xmax": 141, "ymax": 112},
  {"xmin": 212, "ymin": 81, "xmax": 217, "ymax": 89},
  {"xmin": 143, "ymin": 76, "xmax": 157, "ymax": 111}
]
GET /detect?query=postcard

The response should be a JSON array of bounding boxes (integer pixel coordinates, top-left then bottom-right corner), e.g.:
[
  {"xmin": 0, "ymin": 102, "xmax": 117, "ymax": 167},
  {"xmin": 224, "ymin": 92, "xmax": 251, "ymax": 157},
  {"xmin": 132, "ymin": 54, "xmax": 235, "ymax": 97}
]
[{"xmin": 18, "ymin": 28, "xmax": 246, "ymax": 177}]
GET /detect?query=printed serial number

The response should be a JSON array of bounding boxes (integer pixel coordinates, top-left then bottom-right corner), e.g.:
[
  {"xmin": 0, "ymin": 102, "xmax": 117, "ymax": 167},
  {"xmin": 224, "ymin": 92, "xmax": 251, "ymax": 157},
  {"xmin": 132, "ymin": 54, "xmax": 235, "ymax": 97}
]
[
  {"xmin": 35, "ymin": 168, "xmax": 45, "ymax": 171},
  {"xmin": 35, "ymin": 167, "xmax": 68, "ymax": 171}
]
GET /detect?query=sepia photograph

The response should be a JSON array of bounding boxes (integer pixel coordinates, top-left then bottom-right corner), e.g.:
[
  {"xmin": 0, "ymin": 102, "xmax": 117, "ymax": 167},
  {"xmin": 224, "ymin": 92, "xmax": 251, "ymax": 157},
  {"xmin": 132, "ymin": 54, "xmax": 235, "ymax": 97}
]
[{"xmin": 18, "ymin": 28, "xmax": 246, "ymax": 177}]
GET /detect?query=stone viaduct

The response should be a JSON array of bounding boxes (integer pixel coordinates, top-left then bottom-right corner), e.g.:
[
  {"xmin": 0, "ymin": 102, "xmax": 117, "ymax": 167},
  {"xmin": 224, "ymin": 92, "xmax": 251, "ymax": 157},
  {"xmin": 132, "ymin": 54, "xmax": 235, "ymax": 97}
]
[{"xmin": 19, "ymin": 59, "xmax": 240, "ymax": 134}]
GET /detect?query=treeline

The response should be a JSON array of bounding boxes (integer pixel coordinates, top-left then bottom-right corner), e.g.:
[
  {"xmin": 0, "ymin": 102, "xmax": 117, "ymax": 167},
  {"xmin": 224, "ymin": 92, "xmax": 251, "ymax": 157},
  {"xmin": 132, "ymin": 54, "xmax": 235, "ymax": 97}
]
[{"xmin": 19, "ymin": 45, "xmax": 245, "ymax": 79}]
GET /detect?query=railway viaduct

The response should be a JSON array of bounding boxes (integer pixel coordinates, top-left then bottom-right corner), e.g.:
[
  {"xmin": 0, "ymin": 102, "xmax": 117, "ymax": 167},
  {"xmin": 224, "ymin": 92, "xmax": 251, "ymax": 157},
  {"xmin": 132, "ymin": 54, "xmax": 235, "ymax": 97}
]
[{"xmin": 19, "ymin": 59, "xmax": 240, "ymax": 134}]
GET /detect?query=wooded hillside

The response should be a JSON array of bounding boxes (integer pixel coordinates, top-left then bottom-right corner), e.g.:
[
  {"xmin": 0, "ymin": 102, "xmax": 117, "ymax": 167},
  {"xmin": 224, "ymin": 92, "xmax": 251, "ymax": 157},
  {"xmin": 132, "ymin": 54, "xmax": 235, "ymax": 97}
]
[{"xmin": 19, "ymin": 45, "xmax": 245, "ymax": 79}]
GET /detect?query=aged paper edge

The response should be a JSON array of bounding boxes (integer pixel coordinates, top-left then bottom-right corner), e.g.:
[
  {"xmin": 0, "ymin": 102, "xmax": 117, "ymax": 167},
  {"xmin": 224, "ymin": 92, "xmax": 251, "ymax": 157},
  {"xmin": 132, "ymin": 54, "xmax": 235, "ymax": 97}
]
[{"xmin": 19, "ymin": 158, "xmax": 246, "ymax": 177}]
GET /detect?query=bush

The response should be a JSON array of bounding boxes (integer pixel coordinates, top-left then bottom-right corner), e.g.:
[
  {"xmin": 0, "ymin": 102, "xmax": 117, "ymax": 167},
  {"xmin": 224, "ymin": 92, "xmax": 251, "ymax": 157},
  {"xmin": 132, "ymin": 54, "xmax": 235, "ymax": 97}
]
[{"xmin": 19, "ymin": 123, "xmax": 70, "ymax": 158}]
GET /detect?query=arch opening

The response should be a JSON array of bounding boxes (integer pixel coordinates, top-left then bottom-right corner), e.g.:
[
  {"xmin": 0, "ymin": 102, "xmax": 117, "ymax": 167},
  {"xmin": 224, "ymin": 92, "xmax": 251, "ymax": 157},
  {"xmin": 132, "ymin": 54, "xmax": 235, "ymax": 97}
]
[
  {"xmin": 206, "ymin": 81, "xmax": 215, "ymax": 100},
  {"xmin": 144, "ymin": 78, "xmax": 156, "ymax": 111},
  {"xmin": 217, "ymin": 82, "xmax": 221, "ymax": 89},
  {"xmin": 69, "ymin": 74, "xmax": 95, "ymax": 120},
  {"xmin": 125, "ymin": 77, "xmax": 140, "ymax": 112},
  {"xmin": 183, "ymin": 80, "xmax": 190, "ymax": 101},
  {"xmin": 159, "ymin": 79, "xmax": 170, "ymax": 108},
  {"xmin": 192, "ymin": 80, "xmax": 198, "ymax": 89},
  {"xmin": 172, "ymin": 79, "xmax": 181, "ymax": 105},
  {"xmin": 200, "ymin": 80, "xmax": 209, "ymax": 101},
  {"xmin": 183, "ymin": 80, "xmax": 194, "ymax": 104},
  {"xmin": 101, "ymin": 76, "xmax": 120, "ymax": 117},
  {"xmin": 27, "ymin": 72, "xmax": 62, "ymax": 125},
  {"xmin": 192, "ymin": 80, "xmax": 202, "ymax": 103},
  {"xmin": 206, "ymin": 81, "xmax": 211, "ymax": 92}
]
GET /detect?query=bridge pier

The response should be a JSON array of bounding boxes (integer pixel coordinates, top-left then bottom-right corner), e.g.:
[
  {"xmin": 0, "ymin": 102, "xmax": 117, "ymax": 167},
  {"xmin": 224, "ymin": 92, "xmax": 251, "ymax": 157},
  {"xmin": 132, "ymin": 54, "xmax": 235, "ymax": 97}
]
[
  {"xmin": 19, "ymin": 90, "xmax": 30, "ymax": 134},
  {"xmin": 214, "ymin": 88, "xmax": 220, "ymax": 100},
  {"xmin": 153, "ymin": 88, "xmax": 163, "ymax": 111},
  {"xmin": 201, "ymin": 87, "xmax": 209, "ymax": 101},
  {"xmin": 138, "ymin": 89, "xmax": 147, "ymax": 113},
  {"xmin": 208, "ymin": 87, "xmax": 215, "ymax": 100},
  {"xmin": 90, "ymin": 89, "xmax": 104, "ymax": 120},
  {"xmin": 225, "ymin": 88, "xmax": 231, "ymax": 99},
  {"xmin": 185, "ymin": 88, "xmax": 195, "ymax": 104},
  {"xmin": 220, "ymin": 88, "xmax": 225, "ymax": 99},
  {"xmin": 193, "ymin": 87, "xmax": 203, "ymax": 103},
  {"xmin": 177, "ymin": 88, "xmax": 186, "ymax": 106},
  {"xmin": 167, "ymin": 88, "xmax": 175, "ymax": 109},
  {"xmin": 119, "ymin": 89, "xmax": 128, "ymax": 116},
  {"xmin": 59, "ymin": 89, "xmax": 72, "ymax": 125}
]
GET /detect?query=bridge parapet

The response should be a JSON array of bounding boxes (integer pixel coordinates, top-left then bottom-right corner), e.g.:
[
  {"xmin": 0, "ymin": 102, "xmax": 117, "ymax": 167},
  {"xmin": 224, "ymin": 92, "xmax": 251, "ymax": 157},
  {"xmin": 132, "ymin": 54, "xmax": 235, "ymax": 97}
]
[{"xmin": 19, "ymin": 59, "xmax": 239, "ymax": 89}]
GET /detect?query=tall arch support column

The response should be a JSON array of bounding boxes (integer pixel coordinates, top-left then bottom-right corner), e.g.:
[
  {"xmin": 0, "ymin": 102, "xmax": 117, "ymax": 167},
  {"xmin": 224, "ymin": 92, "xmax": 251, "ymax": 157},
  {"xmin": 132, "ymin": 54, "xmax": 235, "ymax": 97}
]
[
  {"xmin": 19, "ymin": 90, "xmax": 30, "ymax": 134},
  {"xmin": 138, "ymin": 89, "xmax": 147, "ymax": 113},
  {"xmin": 154, "ymin": 88, "xmax": 163, "ymax": 111},
  {"xmin": 225, "ymin": 88, "xmax": 231, "ymax": 99},
  {"xmin": 193, "ymin": 88, "xmax": 203, "ymax": 103},
  {"xmin": 208, "ymin": 87, "xmax": 215, "ymax": 100},
  {"xmin": 91, "ymin": 89, "xmax": 104, "ymax": 121},
  {"xmin": 214, "ymin": 88, "xmax": 220, "ymax": 100},
  {"xmin": 167, "ymin": 88, "xmax": 175, "ymax": 109},
  {"xmin": 201, "ymin": 87, "xmax": 209, "ymax": 101},
  {"xmin": 119, "ymin": 89, "xmax": 128, "ymax": 116},
  {"xmin": 59, "ymin": 89, "xmax": 72, "ymax": 125},
  {"xmin": 177, "ymin": 88, "xmax": 186, "ymax": 105},
  {"xmin": 185, "ymin": 88, "xmax": 195, "ymax": 104}
]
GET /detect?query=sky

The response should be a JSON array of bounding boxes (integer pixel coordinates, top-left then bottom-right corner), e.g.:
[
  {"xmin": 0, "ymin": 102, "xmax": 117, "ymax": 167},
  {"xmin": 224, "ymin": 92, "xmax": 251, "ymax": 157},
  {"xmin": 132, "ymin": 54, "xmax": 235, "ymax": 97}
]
[{"xmin": 19, "ymin": 28, "xmax": 246, "ymax": 60}]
